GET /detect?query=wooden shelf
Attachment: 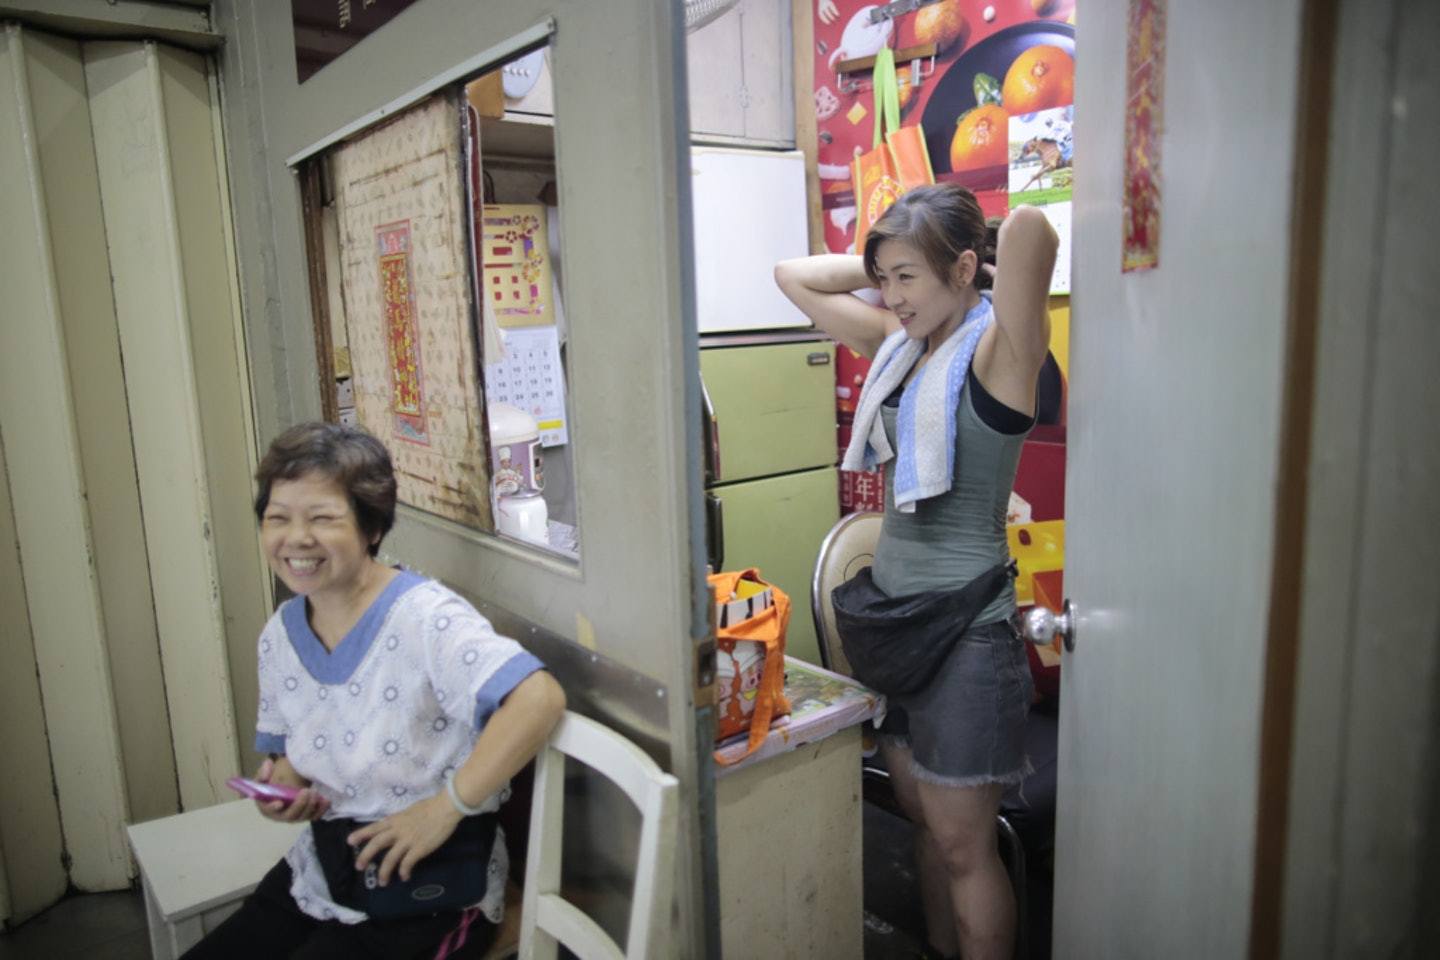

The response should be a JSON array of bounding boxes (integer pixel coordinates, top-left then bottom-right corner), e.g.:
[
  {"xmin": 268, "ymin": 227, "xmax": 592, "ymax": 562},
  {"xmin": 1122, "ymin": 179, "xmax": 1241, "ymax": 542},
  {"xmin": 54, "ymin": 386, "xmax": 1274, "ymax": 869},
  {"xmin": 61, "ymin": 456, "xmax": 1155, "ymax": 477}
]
[
  {"xmin": 478, "ymin": 112, "xmax": 555, "ymax": 162},
  {"xmin": 834, "ymin": 43, "xmax": 937, "ymax": 75}
]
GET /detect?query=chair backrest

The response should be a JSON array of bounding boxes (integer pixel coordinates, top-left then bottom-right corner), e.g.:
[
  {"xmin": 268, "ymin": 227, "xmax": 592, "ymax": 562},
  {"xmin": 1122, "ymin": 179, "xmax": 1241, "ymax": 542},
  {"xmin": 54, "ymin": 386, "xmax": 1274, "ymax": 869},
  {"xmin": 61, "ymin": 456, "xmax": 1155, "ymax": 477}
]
[
  {"xmin": 810, "ymin": 511, "xmax": 883, "ymax": 677},
  {"xmin": 519, "ymin": 711, "xmax": 679, "ymax": 960}
]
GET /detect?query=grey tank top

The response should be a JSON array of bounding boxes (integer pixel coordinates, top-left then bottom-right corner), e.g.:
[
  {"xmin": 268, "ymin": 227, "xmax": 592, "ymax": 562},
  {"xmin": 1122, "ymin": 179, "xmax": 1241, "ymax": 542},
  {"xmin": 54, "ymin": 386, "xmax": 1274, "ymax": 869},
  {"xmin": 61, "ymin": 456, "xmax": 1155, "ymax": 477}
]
[{"xmin": 870, "ymin": 378, "xmax": 1029, "ymax": 625}]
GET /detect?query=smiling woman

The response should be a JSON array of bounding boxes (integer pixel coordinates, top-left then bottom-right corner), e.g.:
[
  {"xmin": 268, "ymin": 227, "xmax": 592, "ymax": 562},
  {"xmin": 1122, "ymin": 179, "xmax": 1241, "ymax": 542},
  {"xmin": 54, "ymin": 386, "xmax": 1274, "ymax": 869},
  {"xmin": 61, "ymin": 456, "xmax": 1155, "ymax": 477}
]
[
  {"xmin": 775, "ymin": 184, "xmax": 1057, "ymax": 960},
  {"xmin": 178, "ymin": 421, "xmax": 566, "ymax": 959},
  {"xmin": 253, "ymin": 424, "xmax": 399, "ymax": 639}
]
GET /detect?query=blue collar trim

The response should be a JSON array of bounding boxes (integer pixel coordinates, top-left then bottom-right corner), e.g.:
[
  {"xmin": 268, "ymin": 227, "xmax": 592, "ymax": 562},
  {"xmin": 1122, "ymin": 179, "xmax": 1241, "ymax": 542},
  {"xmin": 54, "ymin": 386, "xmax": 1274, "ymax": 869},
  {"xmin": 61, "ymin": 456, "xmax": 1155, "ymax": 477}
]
[{"xmin": 282, "ymin": 569, "xmax": 426, "ymax": 683}]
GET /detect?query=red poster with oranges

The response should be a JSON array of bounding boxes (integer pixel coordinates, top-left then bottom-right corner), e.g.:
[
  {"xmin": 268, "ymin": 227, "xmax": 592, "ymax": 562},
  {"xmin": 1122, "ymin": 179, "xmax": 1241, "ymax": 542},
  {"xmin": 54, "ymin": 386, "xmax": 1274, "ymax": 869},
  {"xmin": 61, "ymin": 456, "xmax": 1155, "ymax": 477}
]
[{"xmin": 813, "ymin": 0, "xmax": 1076, "ymax": 252}]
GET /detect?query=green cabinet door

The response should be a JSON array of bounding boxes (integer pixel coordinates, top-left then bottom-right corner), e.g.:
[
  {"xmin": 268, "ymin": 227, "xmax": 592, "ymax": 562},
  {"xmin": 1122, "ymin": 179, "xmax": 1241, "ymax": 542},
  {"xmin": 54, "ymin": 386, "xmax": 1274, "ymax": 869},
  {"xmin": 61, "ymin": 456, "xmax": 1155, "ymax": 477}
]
[
  {"xmin": 712, "ymin": 465, "xmax": 838, "ymax": 665},
  {"xmin": 700, "ymin": 340, "xmax": 836, "ymax": 483}
]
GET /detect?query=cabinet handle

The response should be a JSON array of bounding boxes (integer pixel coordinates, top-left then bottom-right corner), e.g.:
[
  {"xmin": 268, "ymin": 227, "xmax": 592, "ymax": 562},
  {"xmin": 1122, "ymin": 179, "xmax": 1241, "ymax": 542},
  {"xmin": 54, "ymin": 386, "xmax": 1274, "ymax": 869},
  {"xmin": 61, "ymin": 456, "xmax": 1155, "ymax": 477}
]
[
  {"xmin": 806, "ymin": 351, "xmax": 831, "ymax": 366},
  {"xmin": 700, "ymin": 373, "xmax": 721, "ymax": 484},
  {"xmin": 705, "ymin": 493, "xmax": 725, "ymax": 572}
]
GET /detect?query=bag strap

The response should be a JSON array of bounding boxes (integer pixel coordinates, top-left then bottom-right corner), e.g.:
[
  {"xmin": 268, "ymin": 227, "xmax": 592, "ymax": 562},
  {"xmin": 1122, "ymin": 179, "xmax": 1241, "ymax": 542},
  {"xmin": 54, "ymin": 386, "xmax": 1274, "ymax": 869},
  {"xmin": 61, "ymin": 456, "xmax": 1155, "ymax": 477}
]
[
  {"xmin": 870, "ymin": 47, "xmax": 900, "ymax": 148},
  {"xmin": 739, "ymin": 587, "xmax": 789, "ymax": 758},
  {"xmin": 706, "ymin": 568, "xmax": 744, "ymax": 599}
]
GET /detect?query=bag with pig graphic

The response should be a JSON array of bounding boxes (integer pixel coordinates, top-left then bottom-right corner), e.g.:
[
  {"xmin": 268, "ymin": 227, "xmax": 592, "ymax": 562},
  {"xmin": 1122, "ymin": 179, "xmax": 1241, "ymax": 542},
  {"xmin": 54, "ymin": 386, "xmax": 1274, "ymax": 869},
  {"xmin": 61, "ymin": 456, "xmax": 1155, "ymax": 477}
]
[{"xmin": 710, "ymin": 568, "xmax": 790, "ymax": 765}]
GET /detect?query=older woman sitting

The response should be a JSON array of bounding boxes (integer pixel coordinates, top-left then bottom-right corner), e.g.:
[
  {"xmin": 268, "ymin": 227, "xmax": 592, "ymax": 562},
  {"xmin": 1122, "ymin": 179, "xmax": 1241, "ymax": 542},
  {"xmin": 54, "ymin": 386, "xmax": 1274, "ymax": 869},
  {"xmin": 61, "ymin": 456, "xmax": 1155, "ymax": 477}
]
[{"xmin": 184, "ymin": 421, "xmax": 565, "ymax": 960}]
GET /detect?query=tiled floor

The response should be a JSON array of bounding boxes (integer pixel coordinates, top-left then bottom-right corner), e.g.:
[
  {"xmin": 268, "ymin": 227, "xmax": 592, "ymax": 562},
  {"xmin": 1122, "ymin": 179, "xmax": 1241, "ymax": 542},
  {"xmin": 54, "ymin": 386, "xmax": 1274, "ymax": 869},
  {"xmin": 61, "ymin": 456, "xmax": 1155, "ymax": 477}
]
[{"xmin": 0, "ymin": 887, "xmax": 149, "ymax": 960}]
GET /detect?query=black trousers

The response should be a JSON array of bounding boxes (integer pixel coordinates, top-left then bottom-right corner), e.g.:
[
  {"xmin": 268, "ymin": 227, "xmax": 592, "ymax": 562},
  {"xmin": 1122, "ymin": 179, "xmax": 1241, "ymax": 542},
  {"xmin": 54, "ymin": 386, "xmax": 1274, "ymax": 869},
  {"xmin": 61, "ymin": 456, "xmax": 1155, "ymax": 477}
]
[{"xmin": 179, "ymin": 859, "xmax": 497, "ymax": 960}]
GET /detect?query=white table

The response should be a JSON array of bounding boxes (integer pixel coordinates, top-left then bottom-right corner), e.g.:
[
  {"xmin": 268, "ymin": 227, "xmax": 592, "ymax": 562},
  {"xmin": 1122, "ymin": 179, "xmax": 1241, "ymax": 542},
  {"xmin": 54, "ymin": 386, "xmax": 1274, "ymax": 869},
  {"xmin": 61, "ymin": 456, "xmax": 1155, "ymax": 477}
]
[{"xmin": 126, "ymin": 800, "xmax": 304, "ymax": 959}]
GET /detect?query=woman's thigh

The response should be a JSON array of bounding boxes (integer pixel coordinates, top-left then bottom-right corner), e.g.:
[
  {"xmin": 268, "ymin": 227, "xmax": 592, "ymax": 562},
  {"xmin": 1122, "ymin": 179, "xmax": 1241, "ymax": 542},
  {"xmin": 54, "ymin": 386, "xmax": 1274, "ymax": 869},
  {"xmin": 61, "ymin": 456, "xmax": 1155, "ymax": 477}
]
[
  {"xmin": 914, "ymin": 779, "xmax": 1004, "ymax": 866},
  {"xmin": 283, "ymin": 909, "xmax": 492, "ymax": 960},
  {"xmin": 180, "ymin": 860, "xmax": 318, "ymax": 959},
  {"xmin": 878, "ymin": 737, "xmax": 927, "ymax": 823},
  {"xmin": 180, "ymin": 858, "xmax": 492, "ymax": 960},
  {"xmin": 883, "ymin": 740, "xmax": 1003, "ymax": 869},
  {"xmin": 292, "ymin": 909, "xmax": 493, "ymax": 960}
]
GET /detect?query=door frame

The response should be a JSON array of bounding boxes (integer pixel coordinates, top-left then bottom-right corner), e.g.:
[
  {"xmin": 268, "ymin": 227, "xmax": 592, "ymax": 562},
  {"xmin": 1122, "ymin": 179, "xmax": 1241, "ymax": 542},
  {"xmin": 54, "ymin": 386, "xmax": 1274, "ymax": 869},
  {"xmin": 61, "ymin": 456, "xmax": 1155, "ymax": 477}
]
[
  {"xmin": 1269, "ymin": 0, "xmax": 1440, "ymax": 955},
  {"xmin": 1248, "ymin": 0, "xmax": 1337, "ymax": 949}
]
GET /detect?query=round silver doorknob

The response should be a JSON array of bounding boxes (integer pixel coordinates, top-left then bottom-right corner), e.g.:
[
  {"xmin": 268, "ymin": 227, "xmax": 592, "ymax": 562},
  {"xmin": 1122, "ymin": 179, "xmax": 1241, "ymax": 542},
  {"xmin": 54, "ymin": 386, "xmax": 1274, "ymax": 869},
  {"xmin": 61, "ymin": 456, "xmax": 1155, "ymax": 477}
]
[{"xmin": 1019, "ymin": 600, "xmax": 1077, "ymax": 652}]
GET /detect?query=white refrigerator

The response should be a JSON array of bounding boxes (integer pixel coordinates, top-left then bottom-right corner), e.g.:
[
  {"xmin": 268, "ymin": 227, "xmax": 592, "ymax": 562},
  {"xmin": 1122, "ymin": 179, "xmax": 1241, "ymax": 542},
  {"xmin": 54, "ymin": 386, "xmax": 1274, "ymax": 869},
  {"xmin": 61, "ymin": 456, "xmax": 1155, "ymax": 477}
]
[{"xmin": 689, "ymin": 146, "xmax": 813, "ymax": 333}]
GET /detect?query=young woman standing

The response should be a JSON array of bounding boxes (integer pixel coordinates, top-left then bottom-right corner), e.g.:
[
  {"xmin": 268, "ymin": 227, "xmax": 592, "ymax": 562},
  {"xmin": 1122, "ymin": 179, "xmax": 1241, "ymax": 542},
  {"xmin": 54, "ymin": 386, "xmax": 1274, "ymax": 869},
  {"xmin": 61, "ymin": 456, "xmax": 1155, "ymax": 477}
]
[{"xmin": 776, "ymin": 185, "xmax": 1057, "ymax": 960}]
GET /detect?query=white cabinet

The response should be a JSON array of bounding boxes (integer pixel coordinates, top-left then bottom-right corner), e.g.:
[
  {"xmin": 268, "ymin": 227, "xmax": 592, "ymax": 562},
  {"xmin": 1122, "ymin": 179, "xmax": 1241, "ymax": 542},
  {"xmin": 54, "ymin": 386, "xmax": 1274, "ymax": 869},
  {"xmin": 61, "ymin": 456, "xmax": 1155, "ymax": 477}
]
[
  {"xmin": 686, "ymin": 0, "xmax": 795, "ymax": 146},
  {"xmin": 690, "ymin": 147, "xmax": 811, "ymax": 332}
]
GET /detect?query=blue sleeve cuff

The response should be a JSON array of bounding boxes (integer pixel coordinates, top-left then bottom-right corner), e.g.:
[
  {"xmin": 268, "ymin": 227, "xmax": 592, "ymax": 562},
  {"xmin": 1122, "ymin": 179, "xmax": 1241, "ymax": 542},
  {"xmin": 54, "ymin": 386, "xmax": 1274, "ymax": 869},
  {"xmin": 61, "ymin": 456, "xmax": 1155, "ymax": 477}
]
[
  {"xmin": 255, "ymin": 731, "xmax": 287, "ymax": 754},
  {"xmin": 472, "ymin": 652, "xmax": 546, "ymax": 730}
]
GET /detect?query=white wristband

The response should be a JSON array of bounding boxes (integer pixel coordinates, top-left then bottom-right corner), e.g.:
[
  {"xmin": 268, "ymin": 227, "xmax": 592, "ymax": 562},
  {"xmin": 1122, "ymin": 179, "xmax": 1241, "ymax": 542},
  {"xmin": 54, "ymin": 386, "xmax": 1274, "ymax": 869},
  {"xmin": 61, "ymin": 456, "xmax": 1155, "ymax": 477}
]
[{"xmin": 445, "ymin": 770, "xmax": 484, "ymax": 817}]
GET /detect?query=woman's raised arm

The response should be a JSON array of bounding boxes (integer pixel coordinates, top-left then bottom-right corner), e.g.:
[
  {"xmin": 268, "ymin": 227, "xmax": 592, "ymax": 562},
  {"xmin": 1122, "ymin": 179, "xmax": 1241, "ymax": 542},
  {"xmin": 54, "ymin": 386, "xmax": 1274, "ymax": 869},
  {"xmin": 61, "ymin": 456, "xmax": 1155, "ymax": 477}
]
[
  {"xmin": 987, "ymin": 206, "xmax": 1059, "ymax": 381},
  {"xmin": 774, "ymin": 254, "xmax": 898, "ymax": 360}
]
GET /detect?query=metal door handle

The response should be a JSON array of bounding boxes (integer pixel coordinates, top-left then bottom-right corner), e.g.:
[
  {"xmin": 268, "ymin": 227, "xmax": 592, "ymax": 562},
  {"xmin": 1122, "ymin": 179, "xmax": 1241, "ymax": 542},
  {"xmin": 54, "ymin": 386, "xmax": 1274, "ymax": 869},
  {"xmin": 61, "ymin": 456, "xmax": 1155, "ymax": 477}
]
[
  {"xmin": 700, "ymin": 374, "xmax": 721, "ymax": 484},
  {"xmin": 705, "ymin": 493, "xmax": 724, "ymax": 572},
  {"xmin": 1019, "ymin": 599, "xmax": 1077, "ymax": 652}
]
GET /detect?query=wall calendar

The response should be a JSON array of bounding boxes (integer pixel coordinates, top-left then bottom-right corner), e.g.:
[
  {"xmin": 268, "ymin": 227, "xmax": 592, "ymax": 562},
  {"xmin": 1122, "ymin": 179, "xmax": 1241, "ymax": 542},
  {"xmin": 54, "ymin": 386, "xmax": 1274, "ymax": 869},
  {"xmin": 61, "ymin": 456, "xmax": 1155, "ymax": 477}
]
[{"xmin": 483, "ymin": 324, "xmax": 568, "ymax": 447}]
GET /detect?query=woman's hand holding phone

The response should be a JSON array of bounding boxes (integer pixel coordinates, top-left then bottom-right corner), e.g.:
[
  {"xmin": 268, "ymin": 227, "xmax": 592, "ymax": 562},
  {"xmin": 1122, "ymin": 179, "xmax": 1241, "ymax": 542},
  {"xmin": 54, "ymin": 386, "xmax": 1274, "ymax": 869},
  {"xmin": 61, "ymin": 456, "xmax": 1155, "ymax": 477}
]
[{"xmin": 242, "ymin": 757, "xmax": 330, "ymax": 822}]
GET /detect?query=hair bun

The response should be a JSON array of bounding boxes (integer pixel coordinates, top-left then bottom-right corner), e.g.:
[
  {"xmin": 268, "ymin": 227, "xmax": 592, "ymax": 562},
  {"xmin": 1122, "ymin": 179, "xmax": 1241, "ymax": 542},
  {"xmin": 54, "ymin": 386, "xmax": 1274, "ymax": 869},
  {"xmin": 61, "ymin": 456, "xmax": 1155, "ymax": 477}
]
[{"xmin": 973, "ymin": 217, "xmax": 1001, "ymax": 290}]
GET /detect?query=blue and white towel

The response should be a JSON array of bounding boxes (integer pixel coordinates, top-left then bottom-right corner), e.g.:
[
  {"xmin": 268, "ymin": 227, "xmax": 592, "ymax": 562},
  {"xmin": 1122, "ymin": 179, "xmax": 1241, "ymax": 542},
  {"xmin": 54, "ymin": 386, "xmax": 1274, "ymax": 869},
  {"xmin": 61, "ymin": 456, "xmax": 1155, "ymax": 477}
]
[{"xmin": 841, "ymin": 295, "xmax": 993, "ymax": 513}]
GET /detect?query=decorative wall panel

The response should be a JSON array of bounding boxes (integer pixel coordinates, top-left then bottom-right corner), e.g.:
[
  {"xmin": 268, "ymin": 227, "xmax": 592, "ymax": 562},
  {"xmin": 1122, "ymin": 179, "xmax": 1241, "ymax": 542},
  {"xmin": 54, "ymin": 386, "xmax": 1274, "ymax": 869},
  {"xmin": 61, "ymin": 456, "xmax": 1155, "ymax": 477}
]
[{"xmin": 333, "ymin": 94, "xmax": 491, "ymax": 529}]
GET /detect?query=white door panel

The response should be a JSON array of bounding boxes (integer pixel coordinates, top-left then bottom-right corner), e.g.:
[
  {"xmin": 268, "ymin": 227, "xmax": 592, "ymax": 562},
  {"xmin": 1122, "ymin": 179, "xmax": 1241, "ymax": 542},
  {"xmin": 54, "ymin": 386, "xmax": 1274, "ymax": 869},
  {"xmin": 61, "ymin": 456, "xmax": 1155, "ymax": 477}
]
[{"xmin": 1055, "ymin": 1, "xmax": 1304, "ymax": 954}]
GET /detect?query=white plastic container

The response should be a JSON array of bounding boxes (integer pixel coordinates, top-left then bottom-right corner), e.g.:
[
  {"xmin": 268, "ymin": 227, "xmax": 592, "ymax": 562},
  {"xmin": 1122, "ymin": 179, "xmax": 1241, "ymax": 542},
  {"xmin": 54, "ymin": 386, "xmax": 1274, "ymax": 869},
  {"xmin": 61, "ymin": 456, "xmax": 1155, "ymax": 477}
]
[
  {"xmin": 495, "ymin": 491, "xmax": 549, "ymax": 546},
  {"xmin": 488, "ymin": 402, "xmax": 544, "ymax": 497}
]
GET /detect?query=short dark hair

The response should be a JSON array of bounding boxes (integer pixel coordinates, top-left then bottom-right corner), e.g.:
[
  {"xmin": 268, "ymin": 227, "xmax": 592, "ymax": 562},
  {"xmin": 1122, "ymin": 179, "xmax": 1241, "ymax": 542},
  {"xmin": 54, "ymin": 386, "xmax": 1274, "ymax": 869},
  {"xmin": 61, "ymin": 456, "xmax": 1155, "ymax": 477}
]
[
  {"xmin": 862, "ymin": 183, "xmax": 999, "ymax": 291},
  {"xmin": 253, "ymin": 422, "xmax": 397, "ymax": 556}
]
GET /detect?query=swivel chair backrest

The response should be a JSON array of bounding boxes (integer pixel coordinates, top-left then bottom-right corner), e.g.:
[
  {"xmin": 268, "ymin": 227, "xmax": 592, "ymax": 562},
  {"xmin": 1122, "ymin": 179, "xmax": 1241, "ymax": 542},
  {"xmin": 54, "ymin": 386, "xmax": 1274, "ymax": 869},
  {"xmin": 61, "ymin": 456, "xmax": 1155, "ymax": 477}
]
[{"xmin": 810, "ymin": 511, "xmax": 883, "ymax": 677}]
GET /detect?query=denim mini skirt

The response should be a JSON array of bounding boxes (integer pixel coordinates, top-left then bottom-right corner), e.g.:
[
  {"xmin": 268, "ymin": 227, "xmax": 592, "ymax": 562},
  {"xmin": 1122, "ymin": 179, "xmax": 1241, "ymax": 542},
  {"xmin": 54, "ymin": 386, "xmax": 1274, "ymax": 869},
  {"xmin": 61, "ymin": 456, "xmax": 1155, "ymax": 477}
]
[{"xmin": 877, "ymin": 618, "xmax": 1033, "ymax": 787}]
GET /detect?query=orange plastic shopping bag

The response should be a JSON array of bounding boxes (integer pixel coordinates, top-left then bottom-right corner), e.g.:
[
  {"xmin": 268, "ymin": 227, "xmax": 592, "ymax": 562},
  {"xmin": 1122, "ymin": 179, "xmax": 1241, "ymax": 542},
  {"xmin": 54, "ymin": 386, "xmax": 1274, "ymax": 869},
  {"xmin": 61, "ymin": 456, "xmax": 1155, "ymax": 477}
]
[
  {"xmin": 852, "ymin": 47, "xmax": 902, "ymax": 254},
  {"xmin": 887, "ymin": 123, "xmax": 934, "ymax": 192},
  {"xmin": 852, "ymin": 47, "xmax": 935, "ymax": 251},
  {"xmin": 710, "ymin": 568, "xmax": 790, "ymax": 766}
]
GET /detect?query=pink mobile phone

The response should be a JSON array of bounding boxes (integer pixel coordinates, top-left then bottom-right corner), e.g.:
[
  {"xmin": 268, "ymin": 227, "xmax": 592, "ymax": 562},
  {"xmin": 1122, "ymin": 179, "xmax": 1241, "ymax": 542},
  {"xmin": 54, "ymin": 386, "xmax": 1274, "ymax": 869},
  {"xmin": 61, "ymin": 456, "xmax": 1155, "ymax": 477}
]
[{"xmin": 226, "ymin": 776, "xmax": 302, "ymax": 806}]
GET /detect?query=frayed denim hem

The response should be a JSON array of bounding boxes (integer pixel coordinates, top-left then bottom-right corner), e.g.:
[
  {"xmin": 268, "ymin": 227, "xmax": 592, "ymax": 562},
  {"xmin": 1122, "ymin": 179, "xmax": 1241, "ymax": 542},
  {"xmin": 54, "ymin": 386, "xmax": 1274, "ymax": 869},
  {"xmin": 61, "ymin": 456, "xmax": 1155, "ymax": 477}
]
[{"xmin": 907, "ymin": 754, "xmax": 1033, "ymax": 790}]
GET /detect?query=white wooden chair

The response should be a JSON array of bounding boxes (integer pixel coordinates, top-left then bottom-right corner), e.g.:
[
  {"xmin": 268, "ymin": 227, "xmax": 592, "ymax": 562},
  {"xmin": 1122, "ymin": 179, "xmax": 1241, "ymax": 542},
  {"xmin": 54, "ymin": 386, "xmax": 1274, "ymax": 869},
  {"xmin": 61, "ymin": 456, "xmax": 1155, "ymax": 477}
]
[{"xmin": 518, "ymin": 711, "xmax": 679, "ymax": 960}]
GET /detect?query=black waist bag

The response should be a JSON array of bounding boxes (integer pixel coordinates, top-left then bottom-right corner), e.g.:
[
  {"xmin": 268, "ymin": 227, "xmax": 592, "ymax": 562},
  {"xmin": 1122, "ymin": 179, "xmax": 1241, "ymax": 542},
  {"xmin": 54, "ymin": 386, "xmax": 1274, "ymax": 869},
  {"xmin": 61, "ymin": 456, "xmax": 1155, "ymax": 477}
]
[
  {"xmin": 311, "ymin": 812, "xmax": 496, "ymax": 919},
  {"xmin": 831, "ymin": 560, "xmax": 1015, "ymax": 696}
]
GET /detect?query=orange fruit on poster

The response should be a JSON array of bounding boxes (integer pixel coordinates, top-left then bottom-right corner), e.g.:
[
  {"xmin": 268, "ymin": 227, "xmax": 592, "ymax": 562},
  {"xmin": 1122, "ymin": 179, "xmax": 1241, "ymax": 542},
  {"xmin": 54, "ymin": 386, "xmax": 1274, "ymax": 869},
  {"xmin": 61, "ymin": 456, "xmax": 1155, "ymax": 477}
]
[
  {"xmin": 1001, "ymin": 45, "xmax": 1075, "ymax": 115},
  {"xmin": 949, "ymin": 104, "xmax": 1009, "ymax": 172},
  {"xmin": 907, "ymin": 0, "xmax": 967, "ymax": 53},
  {"xmin": 896, "ymin": 65, "xmax": 914, "ymax": 109}
]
